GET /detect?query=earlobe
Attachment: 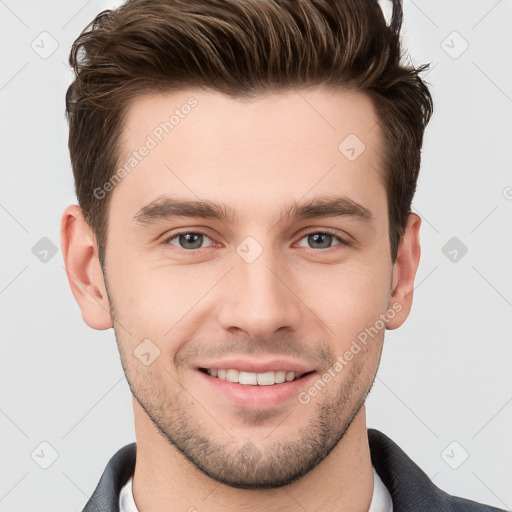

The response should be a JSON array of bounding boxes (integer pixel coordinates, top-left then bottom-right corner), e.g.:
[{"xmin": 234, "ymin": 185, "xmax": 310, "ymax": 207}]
[
  {"xmin": 386, "ymin": 213, "xmax": 422, "ymax": 330},
  {"xmin": 60, "ymin": 205, "xmax": 113, "ymax": 330}
]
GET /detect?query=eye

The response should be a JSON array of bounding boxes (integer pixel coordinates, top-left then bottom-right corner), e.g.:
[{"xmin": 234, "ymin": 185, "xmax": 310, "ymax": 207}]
[
  {"xmin": 164, "ymin": 231, "xmax": 214, "ymax": 251},
  {"xmin": 162, "ymin": 230, "xmax": 348, "ymax": 253},
  {"xmin": 296, "ymin": 231, "xmax": 346, "ymax": 250}
]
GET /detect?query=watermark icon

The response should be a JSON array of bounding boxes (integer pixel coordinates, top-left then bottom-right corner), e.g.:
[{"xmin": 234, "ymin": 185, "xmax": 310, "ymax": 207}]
[
  {"xmin": 93, "ymin": 96, "xmax": 198, "ymax": 200},
  {"xmin": 32, "ymin": 237, "xmax": 58, "ymax": 263},
  {"xmin": 236, "ymin": 236, "xmax": 264, "ymax": 264},
  {"xmin": 441, "ymin": 441, "xmax": 469, "ymax": 469},
  {"xmin": 298, "ymin": 302, "xmax": 402, "ymax": 405},
  {"xmin": 237, "ymin": 441, "xmax": 263, "ymax": 465},
  {"xmin": 441, "ymin": 236, "xmax": 468, "ymax": 263},
  {"xmin": 338, "ymin": 133, "xmax": 366, "ymax": 162},
  {"xmin": 31, "ymin": 31, "xmax": 59, "ymax": 59},
  {"xmin": 134, "ymin": 338, "xmax": 161, "ymax": 366},
  {"xmin": 440, "ymin": 31, "xmax": 469, "ymax": 60},
  {"xmin": 31, "ymin": 441, "xmax": 59, "ymax": 469}
]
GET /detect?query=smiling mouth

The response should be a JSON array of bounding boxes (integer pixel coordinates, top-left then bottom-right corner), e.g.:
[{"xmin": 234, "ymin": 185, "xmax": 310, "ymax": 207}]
[{"xmin": 198, "ymin": 367, "xmax": 314, "ymax": 386}]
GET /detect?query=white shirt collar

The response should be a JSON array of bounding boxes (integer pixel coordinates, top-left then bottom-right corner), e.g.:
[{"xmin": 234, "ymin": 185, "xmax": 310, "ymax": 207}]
[{"xmin": 119, "ymin": 465, "xmax": 393, "ymax": 512}]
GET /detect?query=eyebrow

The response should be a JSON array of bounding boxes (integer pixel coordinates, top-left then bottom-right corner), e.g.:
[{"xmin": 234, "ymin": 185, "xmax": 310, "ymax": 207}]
[{"xmin": 132, "ymin": 193, "xmax": 374, "ymax": 228}]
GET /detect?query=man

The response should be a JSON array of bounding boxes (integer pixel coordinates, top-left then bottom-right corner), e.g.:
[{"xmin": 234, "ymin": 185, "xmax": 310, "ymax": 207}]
[{"xmin": 60, "ymin": 0, "xmax": 505, "ymax": 510}]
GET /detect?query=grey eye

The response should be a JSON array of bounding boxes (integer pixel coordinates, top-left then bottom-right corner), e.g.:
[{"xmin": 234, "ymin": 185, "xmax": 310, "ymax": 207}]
[
  {"xmin": 168, "ymin": 232, "xmax": 212, "ymax": 250},
  {"xmin": 297, "ymin": 232, "xmax": 341, "ymax": 250}
]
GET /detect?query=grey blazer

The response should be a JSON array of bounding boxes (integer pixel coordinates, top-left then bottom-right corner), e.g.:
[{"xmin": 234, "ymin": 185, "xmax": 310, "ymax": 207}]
[{"xmin": 82, "ymin": 429, "xmax": 506, "ymax": 511}]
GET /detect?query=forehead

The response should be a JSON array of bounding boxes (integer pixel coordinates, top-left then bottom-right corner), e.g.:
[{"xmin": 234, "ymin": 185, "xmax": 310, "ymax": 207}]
[
  {"xmin": 110, "ymin": 86, "xmax": 386, "ymax": 227},
  {"xmin": 121, "ymin": 86, "xmax": 381, "ymax": 152}
]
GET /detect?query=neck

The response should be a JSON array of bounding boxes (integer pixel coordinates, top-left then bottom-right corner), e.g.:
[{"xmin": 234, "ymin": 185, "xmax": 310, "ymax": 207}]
[{"xmin": 131, "ymin": 401, "xmax": 374, "ymax": 512}]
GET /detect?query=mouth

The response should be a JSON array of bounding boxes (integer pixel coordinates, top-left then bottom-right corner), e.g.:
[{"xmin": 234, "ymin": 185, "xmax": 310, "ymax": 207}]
[
  {"xmin": 198, "ymin": 367, "xmax": 313, "ymax": 385},
  {"xmin": 196, "ymin": 367, "xmax": 317, "ymax": 409}
]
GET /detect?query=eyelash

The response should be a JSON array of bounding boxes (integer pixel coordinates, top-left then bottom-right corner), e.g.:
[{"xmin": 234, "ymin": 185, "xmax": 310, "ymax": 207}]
[{"xmin": 162, "ymin": 230, "xmax": 349, "ymax": 254}]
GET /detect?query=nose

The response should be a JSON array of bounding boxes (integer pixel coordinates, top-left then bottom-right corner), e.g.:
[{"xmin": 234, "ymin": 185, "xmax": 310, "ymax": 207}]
[{"xmin": 217, "ymin": 248, "xmax": 303, "ymax": 340}]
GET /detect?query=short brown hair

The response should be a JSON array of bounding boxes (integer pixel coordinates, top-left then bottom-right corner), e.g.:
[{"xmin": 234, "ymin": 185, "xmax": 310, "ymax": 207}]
[{"xmin": 65, "ymin": 0, "xmax": 433, "ymax": 266}]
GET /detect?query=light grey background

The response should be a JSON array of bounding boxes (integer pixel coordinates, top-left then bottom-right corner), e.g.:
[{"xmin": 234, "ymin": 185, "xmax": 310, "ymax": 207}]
[{"xmin": 1, "ymin": 1, "xmax": 511, "ymax": 511}]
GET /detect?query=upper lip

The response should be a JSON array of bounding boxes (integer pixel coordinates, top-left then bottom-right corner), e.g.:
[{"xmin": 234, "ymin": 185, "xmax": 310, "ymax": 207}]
[{"xmin": 195, "ymin": 358, "xmax": 316, "ymax": 374}]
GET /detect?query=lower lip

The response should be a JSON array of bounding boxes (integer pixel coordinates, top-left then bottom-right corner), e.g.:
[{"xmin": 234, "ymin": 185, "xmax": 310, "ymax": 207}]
[{"xmin": 196, "ymin": 369, "xmax": 317, "ymax": 409}]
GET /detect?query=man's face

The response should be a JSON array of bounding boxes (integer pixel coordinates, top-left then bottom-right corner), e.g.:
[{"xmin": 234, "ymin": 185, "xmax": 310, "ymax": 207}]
[{"xmin": 103, "ymin": 87, "xmax": 395, "ymax": 488}]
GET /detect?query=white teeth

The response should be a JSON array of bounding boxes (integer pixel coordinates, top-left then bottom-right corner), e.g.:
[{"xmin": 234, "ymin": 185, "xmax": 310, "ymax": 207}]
[
  {"xmin": 239, "ymin": 371, "xmax": 258, "ymax": 385},
  {"xmin": 256, "ymin": 371, "xmax": 275, "ymax": 386},
  {"xmin": 226, "ymin": 369, "xmax": 239, "ymax": 382},
  {"xmin": 275, "ymin": 371, "xmax": 286, "ymax": 383},
  {"xmin": 205, "ymin": 368, "xmax": 304, "ymax": 385},
  {"xmin": 285, "ymin": 371, "xmax": 295, "ymax": 382}
]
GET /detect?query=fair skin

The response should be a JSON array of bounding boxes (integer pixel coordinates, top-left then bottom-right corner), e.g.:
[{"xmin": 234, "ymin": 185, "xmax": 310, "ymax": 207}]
[{"xmin": 61, "ymin": 86, "xmax": 421, "ymax": 511}]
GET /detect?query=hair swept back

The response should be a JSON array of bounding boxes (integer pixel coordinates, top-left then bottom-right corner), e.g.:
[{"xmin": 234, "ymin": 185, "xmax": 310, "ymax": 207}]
[{"xmin": 65, "ymin": 0, "xmax": 433, "ymax": 266}]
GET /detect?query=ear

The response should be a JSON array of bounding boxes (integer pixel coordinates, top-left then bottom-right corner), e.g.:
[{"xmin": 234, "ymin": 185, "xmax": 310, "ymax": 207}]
[
  {"xmin": 60, "ymin": 205, "xmax": 113, "ymax": 330},
  {"xmin": 386, "ymin": 212, "xmax": 421, "ymax": 330}
]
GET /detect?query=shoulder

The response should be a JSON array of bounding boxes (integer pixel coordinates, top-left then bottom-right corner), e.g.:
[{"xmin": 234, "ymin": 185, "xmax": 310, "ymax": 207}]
[
  {"xmin": 82, "ymin": 442, "xmax": 137, "ymax": 512},
  {"xmin": 368, "ymin": 429, "xmax": 505, "ymax": 512}
]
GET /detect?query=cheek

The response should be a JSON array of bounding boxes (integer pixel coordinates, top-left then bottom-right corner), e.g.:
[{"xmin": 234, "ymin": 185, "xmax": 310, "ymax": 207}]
[
  {"xmin": 300, "ymin": 257, "xmax": 391, "ymax": 339},
  {"xmin": 109, "ymin": 259, "xmax": 213, "ymax": 336}
]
